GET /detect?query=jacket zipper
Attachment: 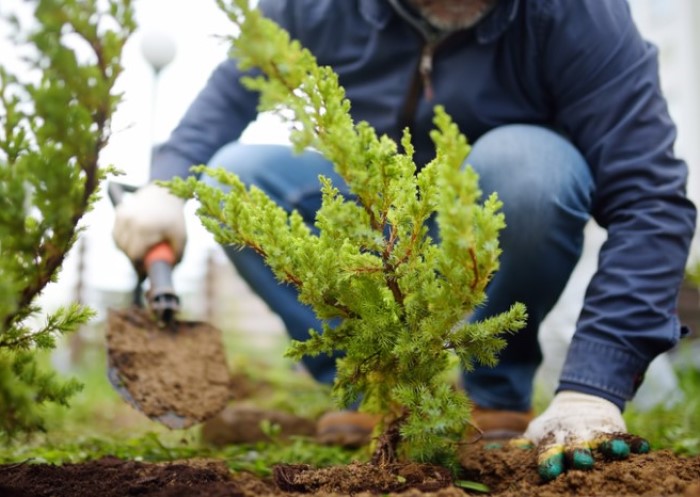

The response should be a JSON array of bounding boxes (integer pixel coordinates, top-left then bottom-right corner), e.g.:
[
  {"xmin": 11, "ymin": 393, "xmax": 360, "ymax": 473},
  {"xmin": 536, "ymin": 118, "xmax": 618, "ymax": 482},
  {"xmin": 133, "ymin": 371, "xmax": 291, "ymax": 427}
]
[
  {"xmin": 399, "ymin": 37, "xmax": 449, "ymax": 141},
  {"xmin": 419, "ymin": 43, "xmax": 436, "ymax": 101},
  {"xmin": 387, "ymin": 0, "xmax": 461, "ymax": 151}
]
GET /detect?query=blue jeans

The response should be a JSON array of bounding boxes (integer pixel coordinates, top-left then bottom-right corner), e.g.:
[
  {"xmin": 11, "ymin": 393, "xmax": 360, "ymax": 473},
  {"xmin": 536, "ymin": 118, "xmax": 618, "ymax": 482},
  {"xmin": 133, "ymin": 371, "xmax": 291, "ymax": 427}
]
[{"xmin": 204, "ymin": 125, "xmax": 595, "ymax": 411}]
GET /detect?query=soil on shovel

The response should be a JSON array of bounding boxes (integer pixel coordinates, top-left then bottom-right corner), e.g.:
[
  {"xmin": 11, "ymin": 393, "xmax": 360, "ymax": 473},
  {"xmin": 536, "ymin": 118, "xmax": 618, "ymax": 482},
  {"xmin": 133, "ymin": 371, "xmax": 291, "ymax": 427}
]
[
  {"xmin": 106, "ymin": 308, "xmax": 232, "ymax": 428},
  {"xmin": 1, "ymin": 444, "xmax": 698, "ymax": 497}
]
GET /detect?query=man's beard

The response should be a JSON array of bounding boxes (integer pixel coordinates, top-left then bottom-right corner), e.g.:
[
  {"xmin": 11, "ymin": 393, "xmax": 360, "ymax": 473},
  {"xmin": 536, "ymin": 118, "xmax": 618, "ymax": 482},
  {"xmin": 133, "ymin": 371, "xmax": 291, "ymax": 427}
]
[{"xmin": 405, "ymin": 0, "xmax": 499, "ymax": 31}]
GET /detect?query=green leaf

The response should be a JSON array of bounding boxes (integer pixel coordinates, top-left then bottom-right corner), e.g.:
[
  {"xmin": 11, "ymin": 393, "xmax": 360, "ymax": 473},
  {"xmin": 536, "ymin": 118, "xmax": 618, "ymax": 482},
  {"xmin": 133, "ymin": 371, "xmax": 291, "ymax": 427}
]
[{"xmin": 455, "ymin": 480, "xmax": 491, "ymax": 493}]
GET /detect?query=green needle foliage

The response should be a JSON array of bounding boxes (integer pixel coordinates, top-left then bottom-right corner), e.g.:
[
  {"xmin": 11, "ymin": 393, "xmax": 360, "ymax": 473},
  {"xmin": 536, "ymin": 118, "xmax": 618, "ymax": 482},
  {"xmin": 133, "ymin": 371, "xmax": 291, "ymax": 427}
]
[
  {"xmin": 169, "ymin": 0, "xmax": 526, "ymax": 464},
  {"xmin": 0, "ymin": 0, "xmax": 134, "ymax": 438}
]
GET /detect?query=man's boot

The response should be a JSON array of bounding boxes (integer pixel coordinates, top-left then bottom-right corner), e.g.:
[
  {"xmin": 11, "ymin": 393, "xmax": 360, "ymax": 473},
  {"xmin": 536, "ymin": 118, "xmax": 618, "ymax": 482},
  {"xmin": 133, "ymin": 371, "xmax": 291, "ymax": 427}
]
[
  {"xmin": 201, "ymin": 404, "xmax": 316, "ymax": 447},
  {"xmin": 316, "ymin": 411, "xmax": 381, "ymax": 448},
  {"xmin": 316, "ymin": 406, "xmax": 533, "ymax": 448},
  {"xmin": 469, "ymin": 405, "xmax": 533, "ymax": 440}
]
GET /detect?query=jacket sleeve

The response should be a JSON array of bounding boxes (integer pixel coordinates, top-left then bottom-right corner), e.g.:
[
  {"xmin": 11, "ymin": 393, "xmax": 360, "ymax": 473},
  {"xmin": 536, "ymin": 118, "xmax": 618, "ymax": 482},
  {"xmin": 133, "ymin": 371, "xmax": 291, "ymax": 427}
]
[
  {"xmin": 150, "ymin": 0, "xmax": 296, "ymax": 181},
  {"xmin": 538, "ymin": 1, "xmax": 697, "ymax": 408}
]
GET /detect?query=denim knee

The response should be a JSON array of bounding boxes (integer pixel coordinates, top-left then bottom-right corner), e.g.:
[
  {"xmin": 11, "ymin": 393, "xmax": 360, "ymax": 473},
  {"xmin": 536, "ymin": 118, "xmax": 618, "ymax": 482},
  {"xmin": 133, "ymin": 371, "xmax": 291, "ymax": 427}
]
[
  {"xmin": 201, "ymin": 142, "xmax": 342, "ymax": 384},
  {"xmin": 206, "ymin": 142, "xmax": 281, "ymax": 182},
  {"xmin": 461, "ymin": 125, "xmax": 596, "ymax": 411},
  {"xmin": 203, "ymin": 142, "xmax": 341, "ymax": 221},
  {"xmin": 468, "ymin": 125, "xmax": 594, "ymax": 249}
]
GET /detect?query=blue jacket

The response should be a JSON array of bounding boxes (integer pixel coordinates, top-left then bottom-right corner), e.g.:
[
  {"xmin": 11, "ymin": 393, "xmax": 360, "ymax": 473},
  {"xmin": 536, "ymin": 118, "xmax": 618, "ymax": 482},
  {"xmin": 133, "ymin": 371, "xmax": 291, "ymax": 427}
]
[{"xmin": 152, "ymin": 0, "xmax": 697, "ymax": 408}]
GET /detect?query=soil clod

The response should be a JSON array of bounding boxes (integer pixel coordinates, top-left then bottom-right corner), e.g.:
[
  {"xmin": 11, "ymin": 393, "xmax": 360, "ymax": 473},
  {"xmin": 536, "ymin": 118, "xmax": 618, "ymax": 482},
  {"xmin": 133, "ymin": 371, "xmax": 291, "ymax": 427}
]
[{"xmin": 273, "ymin": 462, "xmax": 453, "ymax": 494}]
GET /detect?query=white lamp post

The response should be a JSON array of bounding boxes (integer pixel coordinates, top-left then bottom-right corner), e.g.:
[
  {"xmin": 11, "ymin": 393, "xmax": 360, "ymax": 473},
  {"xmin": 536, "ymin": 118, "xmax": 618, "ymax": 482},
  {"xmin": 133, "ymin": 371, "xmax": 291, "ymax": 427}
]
[{"xmin": 140, "ymin": 30, "xmax": 176, "ymax": 154}]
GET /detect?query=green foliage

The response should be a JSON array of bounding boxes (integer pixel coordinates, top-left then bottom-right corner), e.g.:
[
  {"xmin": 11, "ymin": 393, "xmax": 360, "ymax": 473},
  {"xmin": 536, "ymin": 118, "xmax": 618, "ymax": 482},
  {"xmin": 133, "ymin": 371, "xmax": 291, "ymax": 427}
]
[
  {"xmin": 0, "ymin": 431, "xmax": 362, "ymax": 476},
  {"xmin": 686, "ymin": 260, "xmax": 700, "ymax": 288},
  {"xmin": 0, "ymin": 0, "xmax": 134, "ymax": 438},
  {"xmin": 168, "ymin": 0, "xmax": 526, "ymax": 464},
  {"xmin": 625, "ymin": 359, "xmax": 700, "ymax": 456},
  {"xmin": 0, "ymin": 349, "xmax": 362, "ymax": 474}
]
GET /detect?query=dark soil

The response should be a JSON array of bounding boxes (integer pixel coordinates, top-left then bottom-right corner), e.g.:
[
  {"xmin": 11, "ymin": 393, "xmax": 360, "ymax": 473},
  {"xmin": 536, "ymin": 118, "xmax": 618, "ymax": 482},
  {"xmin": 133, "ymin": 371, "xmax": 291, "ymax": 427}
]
[
  {"xmin": 1, "ymin": 445, "xmax": 698, "ymax": 497},
  {"xmin": 458, "ymin": 441, "xmax": 700, "ymax": 497}
]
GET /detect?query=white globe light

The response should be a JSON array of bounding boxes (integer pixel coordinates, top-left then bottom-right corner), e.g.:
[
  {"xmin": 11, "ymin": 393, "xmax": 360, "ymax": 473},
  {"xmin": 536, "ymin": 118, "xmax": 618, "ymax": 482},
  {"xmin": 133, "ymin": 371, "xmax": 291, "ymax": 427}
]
[{"xmin": 141, "ymin": 31, "xmax": 177, "ymax": 73}]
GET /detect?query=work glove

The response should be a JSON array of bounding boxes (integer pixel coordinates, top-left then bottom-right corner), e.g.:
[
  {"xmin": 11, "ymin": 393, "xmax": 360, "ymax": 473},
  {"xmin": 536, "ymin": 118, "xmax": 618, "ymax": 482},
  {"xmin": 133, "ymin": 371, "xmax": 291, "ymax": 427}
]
[
  {"xmin": 520, "ymin": 391, "xmax": 650, "ymax": 481},
  {"xmin": 112, "ymin": 183, "xmax": 187, "ymax": 271}
]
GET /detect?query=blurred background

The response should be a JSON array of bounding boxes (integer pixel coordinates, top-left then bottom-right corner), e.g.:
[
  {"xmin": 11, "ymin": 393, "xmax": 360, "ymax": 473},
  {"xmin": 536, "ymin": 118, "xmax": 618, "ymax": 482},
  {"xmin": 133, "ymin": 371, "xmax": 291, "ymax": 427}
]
[{"xmin": 1, "ymin": 0, "xmax": 699, "ymax": 407}]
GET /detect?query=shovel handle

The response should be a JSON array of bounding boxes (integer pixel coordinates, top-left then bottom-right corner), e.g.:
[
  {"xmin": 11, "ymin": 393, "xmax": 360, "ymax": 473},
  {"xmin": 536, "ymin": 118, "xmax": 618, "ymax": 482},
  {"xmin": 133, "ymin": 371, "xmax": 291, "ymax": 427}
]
[
  {"xmin": 144, "ymin": 242, "xmax": 180, "ymax": 324},
  {"xmin": 108, "ymin": 181, "xmax": 177, "ymax": 312},
  {"xmin": 107, "ymin": 181, "xmax": 137, "ymax": 207},
  {"xmin": 144, "ymin": 241, "xmax": 177, "ymax": 268}
]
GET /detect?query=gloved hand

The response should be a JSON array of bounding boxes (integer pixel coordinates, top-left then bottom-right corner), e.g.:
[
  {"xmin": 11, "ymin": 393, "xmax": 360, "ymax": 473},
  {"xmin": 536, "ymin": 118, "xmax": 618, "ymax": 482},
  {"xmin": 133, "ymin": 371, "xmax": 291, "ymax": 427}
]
[
  {"xmin": 112, "ymin": 183, "xmax": 187, "ymax": 270},
  {"xmin": 520, "ymin": 391, "xmax": 650, "ymax": 481}
]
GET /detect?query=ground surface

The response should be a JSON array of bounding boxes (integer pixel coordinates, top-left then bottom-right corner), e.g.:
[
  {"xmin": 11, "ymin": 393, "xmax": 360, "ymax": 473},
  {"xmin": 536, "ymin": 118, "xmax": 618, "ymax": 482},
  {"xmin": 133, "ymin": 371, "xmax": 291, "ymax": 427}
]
[
  {"xmin": 3, "ymin": 317, "xmax": 698, "ymax": 496},
  {"xmin": 1, "ymin": 443, "xmax": 699, "ymax": 497}
]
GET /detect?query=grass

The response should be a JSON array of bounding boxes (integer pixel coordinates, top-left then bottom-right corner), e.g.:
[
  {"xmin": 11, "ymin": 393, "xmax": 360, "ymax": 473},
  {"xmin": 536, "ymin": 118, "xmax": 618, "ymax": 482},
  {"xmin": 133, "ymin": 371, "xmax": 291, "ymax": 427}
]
[
  {"xmin": 0, "ymin": 322, "xmax": 366, "ymax": 474},
  {"xmin": 0, "ymin": 322, "xmax": 698, "ymax": 472},
  {"xmin": 625, "ymin": 345, "xmax": 700, "ymax": 455},
  {"xmin": 0, "ymin": 430, "xmax": 362, "ymax": 476}
]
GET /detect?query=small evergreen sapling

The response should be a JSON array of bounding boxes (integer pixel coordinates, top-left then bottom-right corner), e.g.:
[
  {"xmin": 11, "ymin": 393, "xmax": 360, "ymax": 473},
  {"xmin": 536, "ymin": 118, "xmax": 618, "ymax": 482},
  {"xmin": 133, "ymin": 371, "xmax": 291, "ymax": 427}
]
[
  {"xmin": 169, "ymin": 0, "xmax": 526, "ymax": 464},
  {"xmin": 0, "ymin": 0, "xmax": 134, "ymax": 438}
]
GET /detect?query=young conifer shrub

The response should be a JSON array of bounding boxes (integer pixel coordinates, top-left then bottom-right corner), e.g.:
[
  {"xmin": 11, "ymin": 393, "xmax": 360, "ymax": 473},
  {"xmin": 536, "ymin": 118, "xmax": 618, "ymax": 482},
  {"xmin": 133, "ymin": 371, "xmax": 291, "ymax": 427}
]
[
  {"xmin": 0, "ymin": 0, "xmax": 134, "ymax": 438},
  {"xmin": 168, "ymin": 0, "xmax": 527, "ymax": 464}
]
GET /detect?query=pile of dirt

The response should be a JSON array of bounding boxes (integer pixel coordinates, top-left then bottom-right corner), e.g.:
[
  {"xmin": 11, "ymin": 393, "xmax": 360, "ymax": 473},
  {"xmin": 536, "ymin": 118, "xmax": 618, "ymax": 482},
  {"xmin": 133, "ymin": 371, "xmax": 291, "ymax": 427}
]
[
  {"xmin": 273, "ymin": 462, "xmax": 453, "ymax": 494},
  {"xmin": 0, "ymin": 446, "xmax": 699, "ymax": 496},
  {"xmin": 458, "ymin": 441, "xmax": 700, "ymax": 497}
]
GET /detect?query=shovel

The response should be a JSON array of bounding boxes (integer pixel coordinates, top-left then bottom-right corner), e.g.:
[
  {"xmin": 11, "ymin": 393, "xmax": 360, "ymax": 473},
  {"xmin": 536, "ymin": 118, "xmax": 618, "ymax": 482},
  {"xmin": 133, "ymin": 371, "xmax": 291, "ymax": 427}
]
[{"xmin": 106, "ymin": 182, "xmax": 232, "ymax": 429}]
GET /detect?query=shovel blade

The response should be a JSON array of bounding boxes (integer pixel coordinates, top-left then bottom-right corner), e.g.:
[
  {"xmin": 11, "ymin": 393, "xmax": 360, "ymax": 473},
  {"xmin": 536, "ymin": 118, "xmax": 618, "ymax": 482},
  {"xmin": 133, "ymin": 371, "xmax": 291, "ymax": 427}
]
[
  {"xmin": 107, "ymin": 357, "xmax": 192, "ymax": 429},
  {"xmin": 106, "ymin": 308, "xmax": 232, "ymax": 429}
]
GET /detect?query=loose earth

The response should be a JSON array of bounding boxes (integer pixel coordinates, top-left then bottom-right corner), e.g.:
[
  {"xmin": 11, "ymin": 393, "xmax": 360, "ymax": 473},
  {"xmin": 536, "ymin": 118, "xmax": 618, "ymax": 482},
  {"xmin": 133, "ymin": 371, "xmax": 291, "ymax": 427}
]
[{"xmin": 1, "ymin": 443, "xmax": 699, "ymax": 497}]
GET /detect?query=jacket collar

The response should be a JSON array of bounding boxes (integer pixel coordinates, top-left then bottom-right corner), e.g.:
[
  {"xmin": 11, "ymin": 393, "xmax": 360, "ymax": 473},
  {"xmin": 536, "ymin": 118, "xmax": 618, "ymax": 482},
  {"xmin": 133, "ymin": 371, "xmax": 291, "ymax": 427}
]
[
  {"xmin": 359, "ymin": 0, "xmax": 520, "ymax": 44},
  {"xmin": 476, "ymin": 0, "xmax": 519, "ymax": 44},
  {"xmin": 359, "ymin": 0, "xmax": 394, "ymax": 29}
]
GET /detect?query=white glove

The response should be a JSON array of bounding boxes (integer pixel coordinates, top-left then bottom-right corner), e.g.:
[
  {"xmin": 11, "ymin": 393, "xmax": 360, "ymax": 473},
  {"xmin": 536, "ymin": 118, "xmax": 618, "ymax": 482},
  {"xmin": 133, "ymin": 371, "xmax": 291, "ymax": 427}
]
[
  {"xmin": 521, "ymin": 391, "xmax": 649, "ymax": 481},
  {"xmin": 112, "ymin": 183, "xmax": 187, "ymax": 265},
  {"xmin": 524, "ymin": 390, "xmax": 626, "ymax": 445}
]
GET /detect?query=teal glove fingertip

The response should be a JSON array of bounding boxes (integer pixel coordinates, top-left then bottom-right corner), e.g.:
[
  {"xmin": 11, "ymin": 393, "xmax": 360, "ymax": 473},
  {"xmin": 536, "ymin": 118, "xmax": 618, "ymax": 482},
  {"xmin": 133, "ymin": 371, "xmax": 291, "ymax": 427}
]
[
  {"xmin": 538, "ymin": 451, "xmax": 565, "ymax": 481},
  {"xmin": 631, "ymin": 438, "xmax": 650, "ymax": 454},
  {"xmin": 568, "ymin": 448, "xmax": 594, "ymax": 470},
  {"xmin": 599, "ymin": 438, "xmax": 630, "ymax": 459}
]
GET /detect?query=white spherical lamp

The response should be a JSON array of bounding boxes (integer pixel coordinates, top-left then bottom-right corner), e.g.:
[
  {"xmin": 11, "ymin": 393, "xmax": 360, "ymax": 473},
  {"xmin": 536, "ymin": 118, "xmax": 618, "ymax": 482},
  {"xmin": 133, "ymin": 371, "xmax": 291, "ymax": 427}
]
[{"xmin": 141, "ymin": 31, "xmax": 176, "ymax": 74}]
